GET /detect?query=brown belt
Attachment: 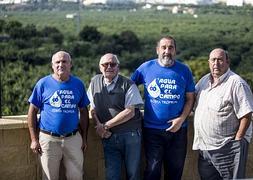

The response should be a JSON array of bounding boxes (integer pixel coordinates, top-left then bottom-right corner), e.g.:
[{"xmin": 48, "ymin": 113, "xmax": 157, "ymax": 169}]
[{"xmin": 40, "ymin": 129, "xmax": 78, "ymax": 138}]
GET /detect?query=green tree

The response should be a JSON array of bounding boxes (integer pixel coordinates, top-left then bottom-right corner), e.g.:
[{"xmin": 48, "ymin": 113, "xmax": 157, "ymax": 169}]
[
  {"xmin": 117, "ymin": 30, "xmax": 140, "ymax": 53},
  {"xmin": 79, "ymin": 26, "xmax": 102, "ymax": 43},
  {"xmin": 186, "ymin": 58, "xmax": 209, "ymax": 82},
  {"xmin": 0, "ymin": 19, "xmax": 6, "ymax": 33},
  {"xmin": 4, "ymin": 20, "xmax": 22, "ymax": 33}
]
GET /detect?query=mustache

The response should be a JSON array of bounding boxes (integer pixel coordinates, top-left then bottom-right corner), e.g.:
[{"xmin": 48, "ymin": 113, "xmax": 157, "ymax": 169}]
[{"xmin": 163, "ymin": 54, "xmax": 172, "ymax": 57}]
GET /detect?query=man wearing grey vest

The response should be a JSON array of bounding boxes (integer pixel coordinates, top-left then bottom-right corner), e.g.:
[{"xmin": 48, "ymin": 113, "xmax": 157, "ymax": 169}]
[{"xmin": 87, "ymin": 53, "xmax": 143, "ymax": 180}]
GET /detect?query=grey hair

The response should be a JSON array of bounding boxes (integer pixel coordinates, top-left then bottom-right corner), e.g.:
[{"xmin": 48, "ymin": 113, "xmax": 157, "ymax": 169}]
[
  {"xmin": 52, "ymin": 51, "xmax": 71, "ymax": 63},
  {"xmin": 99, "ymin": 53, "xmax": 120, "ymax": 65}
]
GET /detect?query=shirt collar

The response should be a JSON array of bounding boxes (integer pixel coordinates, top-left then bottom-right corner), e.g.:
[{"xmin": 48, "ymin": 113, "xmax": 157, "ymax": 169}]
[{"xmin": 104, "ymin": 75, "xmax": 119, "ymax": 86}]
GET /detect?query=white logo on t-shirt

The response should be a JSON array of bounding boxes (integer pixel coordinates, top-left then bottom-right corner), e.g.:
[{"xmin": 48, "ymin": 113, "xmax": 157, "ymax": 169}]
[
  {"xmin": 147, "ymin": 79, "xmax": 161, "ymax": 98},
  {"xmin": 147, "ymin": 78, "xmax": 180, "ymax": 104},
  {"xmin": 49, "ymin": 91, "xmax": 62, "ymax": 108}
]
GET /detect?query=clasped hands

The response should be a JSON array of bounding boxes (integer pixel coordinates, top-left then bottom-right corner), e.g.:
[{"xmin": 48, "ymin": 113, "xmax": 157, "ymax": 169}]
[{"xmin": 95, "ymin": 123, "xmax": 112, "ymax": 138}]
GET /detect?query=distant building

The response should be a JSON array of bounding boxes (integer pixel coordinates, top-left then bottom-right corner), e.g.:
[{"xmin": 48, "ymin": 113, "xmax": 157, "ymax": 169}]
[
  {"xmin": 83, "ymin": 0, "xmax": 106, "ymax": 5},
  {"xmin": 137, "ymin": 0, "xmax": 202, "ymax": 4},
  {"xmin": 1, "ymin": 0, "xmax": 252, "ymax": 6},
  {"xmin": 83, "ymin": 0, "xmax": 136, "ymax": 5},
  {"xmin": 0, "ymin": 0, "xmax": 29, "ymax": 4},
  {"xmin": 62, "ymin": 0, "xmax": 79, "ymax": 2},
  {"xmin": 213, "ymin": 0, "xmax": 226, "ymax": 4},
  {"xmin": 142, "ymin": 3, "xmax": 152, "ymax": 9},
  {"xmin": 226, "ymin": 0, "xmax": 243, "ymax": 6},
  {"xmin": 66, "ymin": 13, "xmax": 78, "ymax": 18},
  {"xmin": 172, "ymin": 5, "xmax": 179, "ymax": 13},
  {"xmin": 244, "ymin": 0, "xmax": 253, "ymax": 5}
]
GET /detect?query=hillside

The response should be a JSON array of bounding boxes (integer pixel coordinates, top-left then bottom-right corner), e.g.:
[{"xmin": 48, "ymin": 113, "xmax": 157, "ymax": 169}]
[{"xmin": 1, "ymin": 6, "xmax": 253, "ymax": 115}]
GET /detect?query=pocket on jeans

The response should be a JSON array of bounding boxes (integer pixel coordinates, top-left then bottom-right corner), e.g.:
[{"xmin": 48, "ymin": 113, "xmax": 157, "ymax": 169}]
[{"xmin": 136, "ymin": 129, "xmax": 142, "ymax": 137}]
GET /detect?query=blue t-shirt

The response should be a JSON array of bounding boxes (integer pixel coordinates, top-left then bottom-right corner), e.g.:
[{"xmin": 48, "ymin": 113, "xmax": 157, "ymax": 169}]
[
  {"xmin": 131, "ymin": 59, "xmax": 195, "ymax": 130},
  {"xmin": 28, "ymin": 75, "xmax": 90, "ymax": 135}
]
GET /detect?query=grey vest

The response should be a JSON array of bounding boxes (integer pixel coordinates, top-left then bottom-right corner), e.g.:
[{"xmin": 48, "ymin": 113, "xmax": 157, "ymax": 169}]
[{"xmin": 90, "ymin": 74, "xmax": 142, "ymax": 133}]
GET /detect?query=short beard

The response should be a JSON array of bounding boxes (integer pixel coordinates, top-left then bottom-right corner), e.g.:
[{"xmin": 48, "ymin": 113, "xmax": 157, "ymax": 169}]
[{"xmin": 159, "ymin": 56, "xmax": 174, "ymax": 67}]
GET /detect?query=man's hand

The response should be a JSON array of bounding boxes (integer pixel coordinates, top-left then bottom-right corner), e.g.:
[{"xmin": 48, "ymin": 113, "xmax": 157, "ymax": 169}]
[
  {"xmin": 95, "ymin": 123, "xmax": 112, "ymax": 138},
  {"xmin": 30, "ymin": 139, "xmax": 42, "ymax": 155},
  {"xmin": 81, "ymin": 138, "xmax": 88, "ymax": 151},
  {"xmin": 166, "ymin": 117, "xmax": 184, "ymax": 133}
]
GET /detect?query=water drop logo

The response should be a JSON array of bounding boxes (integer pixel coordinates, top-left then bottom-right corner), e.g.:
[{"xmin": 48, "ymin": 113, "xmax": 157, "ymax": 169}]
[
  {"xmin": 49, "ymin": 91, "xmax": 62, "ymax": 108},
  {"xmin": 147, "ymin": 79, "xmax": 161, "ymax": 98}
]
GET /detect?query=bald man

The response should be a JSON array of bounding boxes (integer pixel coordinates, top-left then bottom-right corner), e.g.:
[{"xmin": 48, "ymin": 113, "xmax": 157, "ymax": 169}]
[
  {"xmin": 87, "ymin": 53, "xmax": 143, "ymax": 180},
  {"xmin": 28, "ymin": 51, "xmax": 90, "ymax": 180},
  {"xmin": 193, "ymin": 48, "xmax": 253, "ymax": 179}
]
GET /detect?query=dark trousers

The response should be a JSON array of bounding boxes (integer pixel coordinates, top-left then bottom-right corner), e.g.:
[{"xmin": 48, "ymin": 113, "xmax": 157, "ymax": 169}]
[
  {"xmin": 198, "ymin": 138, "xmax": 249, "ymax": 180},
  {"xmin": 143, "ymin": 127, "xmax": 187, "ymax": 180}
]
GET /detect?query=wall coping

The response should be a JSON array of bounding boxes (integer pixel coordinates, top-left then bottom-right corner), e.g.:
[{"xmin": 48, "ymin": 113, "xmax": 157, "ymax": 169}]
[
  {"xmin": 0, "ymin": 115, "xmax": 28, "ymax": 129},
  {"xmin": 0, "ymin": 113, "xmax": 195, "ymax": 130}
]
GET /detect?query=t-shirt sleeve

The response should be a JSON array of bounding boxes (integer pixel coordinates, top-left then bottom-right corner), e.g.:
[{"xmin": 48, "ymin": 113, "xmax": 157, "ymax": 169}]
[
  {"xmin": 125, "ymin": 84, "xmax": 144, "ymax": 108},
  {"xmin": 78, "ymin": 83, "xmax": 90, "ymax": 108},
  {"xmin": 131, "ymin": 68, "xmax": 144, "ymax": 86},
  {"xmin": 28, "ymin": 83, "xmax": 42, "ymax": 109},
  {"xmin": 185, "ymin": 67, "xmax": 195, "ymax": 93},
  {"xmin": 87, "ymin": 83, "xmax": 95, "ymax": 109}
]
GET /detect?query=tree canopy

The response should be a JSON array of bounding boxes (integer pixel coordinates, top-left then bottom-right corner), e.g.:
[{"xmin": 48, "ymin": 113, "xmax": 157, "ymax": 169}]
[{"xmin": 1, "ymin": 6, "xmax": 253, "ymax": 115}]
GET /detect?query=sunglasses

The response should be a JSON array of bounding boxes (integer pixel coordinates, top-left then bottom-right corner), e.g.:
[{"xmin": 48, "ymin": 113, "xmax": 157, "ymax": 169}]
[{"xmin": 101, "ymin": 62, "xmax": 118, "ymax": 68}]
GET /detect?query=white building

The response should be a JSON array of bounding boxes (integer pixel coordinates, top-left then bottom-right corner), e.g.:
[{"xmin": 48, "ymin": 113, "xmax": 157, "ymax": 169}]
[
  {"xmin": 0, "ymin": 0, "xmax": 29, "ymax": 4},
  {"xmin": 212, "ymin": 0, "xmax": 226, "ymax": 3},
  {"xmin": 83, "ymin": 0, "xmax": 136, "ymax": 5},
  {"xmin": 137, "ymin": 0, "xmax": 203, "ymax": 4},
  {"xmin": 244, "ymin": 0, "xmax": 253, "ymax": 5},
  {"xmin": 83, "ymin": 0, "xmax": 106, "ymax": 5},
  {"xmin": 213, "ymin": 0, "xmax": 250, "ymax": 6},
  {"xmin": 226, "ymin": 0, "xmax": 243, "ymax": 6}
]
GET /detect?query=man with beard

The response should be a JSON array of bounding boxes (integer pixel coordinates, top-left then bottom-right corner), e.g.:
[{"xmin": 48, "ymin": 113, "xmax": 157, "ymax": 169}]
[{"xmin": 131, "ymin": 36, "xmax": 195, "ymax": 180}]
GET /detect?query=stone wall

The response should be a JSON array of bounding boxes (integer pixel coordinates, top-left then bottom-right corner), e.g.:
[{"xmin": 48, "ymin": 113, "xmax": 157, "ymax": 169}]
[
  {"xmin": 0, "ymin": 117, "xmax": 252, "ymax": 180},
  {"xmin": 0, "ymin": 118, "xmax": 40, "ymax": 180}
]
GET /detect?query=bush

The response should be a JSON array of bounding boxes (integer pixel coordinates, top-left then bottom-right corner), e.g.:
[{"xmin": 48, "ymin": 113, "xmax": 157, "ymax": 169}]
[{"xmin": 79, "ymin": 25, "xmax": 102, "ymax": 43}]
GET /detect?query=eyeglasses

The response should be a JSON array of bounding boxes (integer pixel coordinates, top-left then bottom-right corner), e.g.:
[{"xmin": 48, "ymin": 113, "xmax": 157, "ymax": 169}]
[
  {"xmin": 100, "ymin": 62, "xmax": 118, "ymax": 68},
  {"xmin": 209, "ymin": 58, "xmax": 225, "ymax": 64}
]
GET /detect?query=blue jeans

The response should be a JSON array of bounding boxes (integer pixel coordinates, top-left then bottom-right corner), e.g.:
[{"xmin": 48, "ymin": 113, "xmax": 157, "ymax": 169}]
[
  {"xmin": 143, "ymin": 127, "xmax": 187, "ymax": 180},
  {"xmin": 102, "ymin": 129, "xmax": 142, "ymax": 180}
]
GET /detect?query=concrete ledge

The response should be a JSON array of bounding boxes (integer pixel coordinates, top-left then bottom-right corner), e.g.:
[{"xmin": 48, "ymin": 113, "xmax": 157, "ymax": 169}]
[
  {"xmin": 0, "ymin": 118, "xmax": 28, "ymax": 129},
  {"xmin": 0, "ymin": 115, "xmax": 252, "ymax": 180}
]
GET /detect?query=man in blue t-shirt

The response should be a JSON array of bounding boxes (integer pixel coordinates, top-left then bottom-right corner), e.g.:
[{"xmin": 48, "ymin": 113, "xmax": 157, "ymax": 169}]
[
  {"xmin": 131, "ymin": 36, "xmax": 195, "ymax": 180},
  {"xmin": 27, "ymin": 51, "xmax": 90, "ymax": 180}
]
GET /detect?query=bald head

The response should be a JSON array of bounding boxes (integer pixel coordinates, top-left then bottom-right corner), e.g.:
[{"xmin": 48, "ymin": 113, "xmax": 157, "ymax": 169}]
[
  {"xmin": 208, "ymin": 48, "xmax": 230, "ymax": 79},
  {"xmin": 209, "ymin": 48, "xmax": 228, "ymax": 61}
]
